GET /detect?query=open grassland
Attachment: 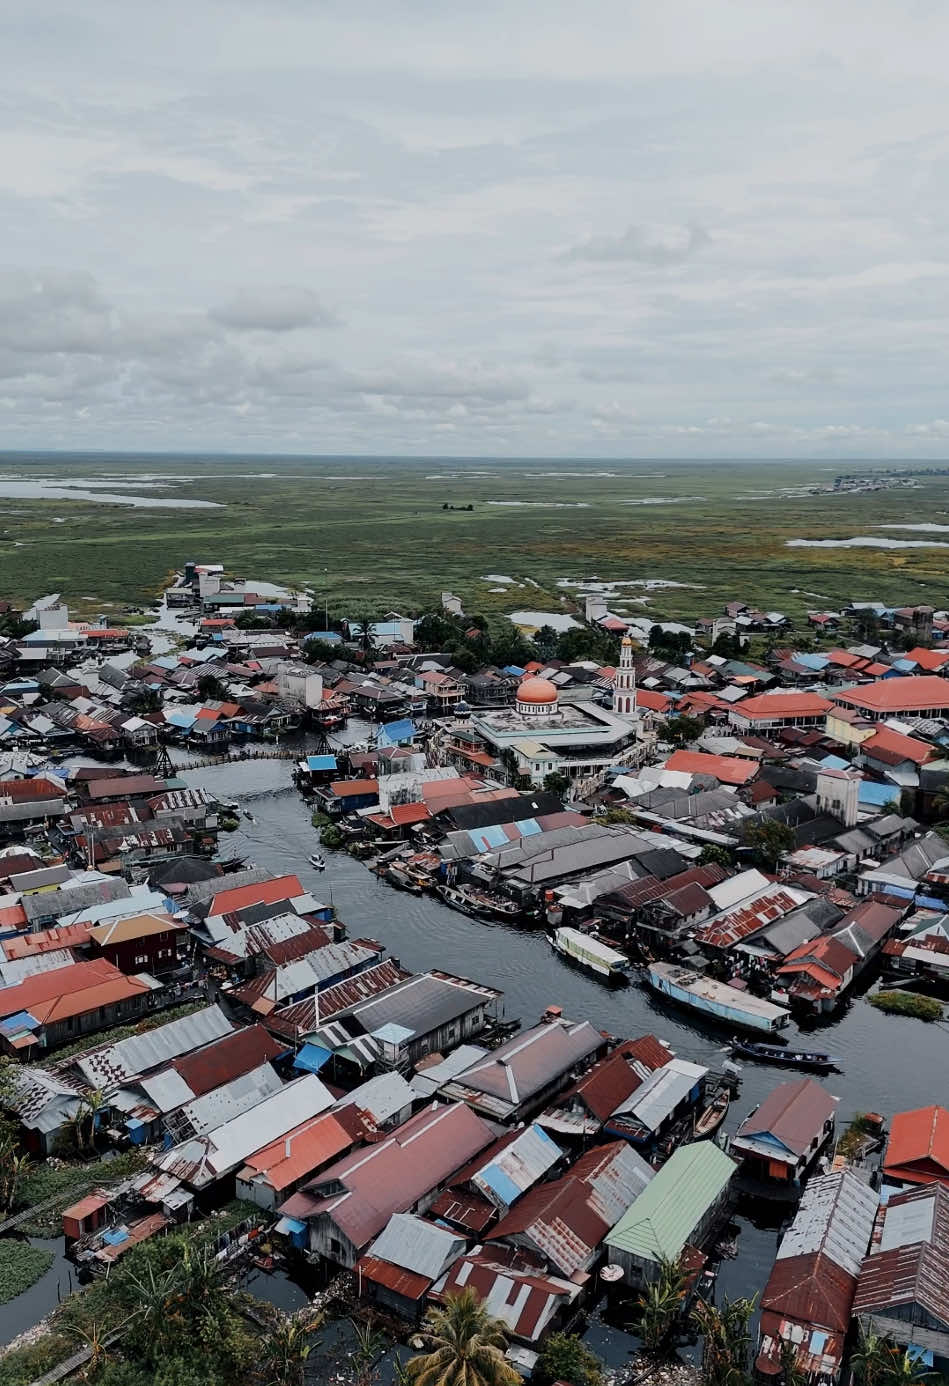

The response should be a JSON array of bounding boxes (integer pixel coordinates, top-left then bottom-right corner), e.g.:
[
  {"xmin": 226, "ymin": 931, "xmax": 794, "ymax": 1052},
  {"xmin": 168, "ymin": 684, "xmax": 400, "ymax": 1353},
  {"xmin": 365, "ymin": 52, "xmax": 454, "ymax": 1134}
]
[{"xmin": 0, "ymin": 453, "xmax": 948, "ymax": 625}]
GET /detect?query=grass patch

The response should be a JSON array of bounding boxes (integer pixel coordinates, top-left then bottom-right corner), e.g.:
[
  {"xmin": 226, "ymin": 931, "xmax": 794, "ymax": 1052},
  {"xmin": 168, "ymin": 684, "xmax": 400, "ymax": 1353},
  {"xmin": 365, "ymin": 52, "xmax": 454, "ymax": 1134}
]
[
  {"xmin": 16, "ymin": 1150, "xmax": 147, "ymax": 1236},
  {"xmin": 869, "ymin": 991, "xmax": 944, "ymax": 1021},
  {"xmin": 0, "ymin": 1243, "xmax": 54, "ymax": 1306},
  {"xmin": 0, "ymin": 1332, "xmax": 73, "ymax": 1386}
]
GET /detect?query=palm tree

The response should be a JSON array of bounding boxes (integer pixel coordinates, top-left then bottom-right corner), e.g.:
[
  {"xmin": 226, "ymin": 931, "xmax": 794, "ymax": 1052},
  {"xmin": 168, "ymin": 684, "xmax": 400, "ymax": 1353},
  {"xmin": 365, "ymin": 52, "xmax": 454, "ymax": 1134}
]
[
  {"xmin": 636, "ymin": 1256, "xmax": 689, "ymax": 1355},
  {"xmin": 850, "ymin": 1326, "xmax": 932, "ymax": 1386},
  {"xmin": 122, "ymin": 1258, "xmax": 184, "ymax": 1362},
  {"xmin": 260, "ymin": 1312, "xmax": 321, "ymax": 1386},
  {"xmin": 691, "ymin": 1292, "xmax": 756, "ymax": 1386},
  {"xmin": 404, "ymin": 1289, "xmax": 520, "ymax": 1386},
  {"xmin": 70, "ymin": 1320, "xmax": 110, "ymax": 1381},
  {"xmin": 0, "ymin": 1139, "xmax": 31, "ymax": 1213},
  {"xmin": 72, "ymin": 1089, "xmax": 108, "ymax": 1154}
]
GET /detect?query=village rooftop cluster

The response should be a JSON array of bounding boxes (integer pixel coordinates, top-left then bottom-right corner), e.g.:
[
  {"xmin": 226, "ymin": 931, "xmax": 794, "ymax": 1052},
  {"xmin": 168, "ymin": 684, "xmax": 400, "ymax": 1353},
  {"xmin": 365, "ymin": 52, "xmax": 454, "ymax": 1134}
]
[{"xmin": 2, "ymin": 561, "xmax": 949, "ymax": 1381}]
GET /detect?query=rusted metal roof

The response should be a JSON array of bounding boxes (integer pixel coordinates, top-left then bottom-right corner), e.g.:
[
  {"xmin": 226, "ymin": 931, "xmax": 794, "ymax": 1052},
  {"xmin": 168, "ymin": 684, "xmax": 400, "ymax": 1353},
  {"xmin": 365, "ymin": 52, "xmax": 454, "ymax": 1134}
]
[
  {"xmin": 171, "ymin": 1024, "xmax": 288, "ymax": 1097},
  {"xmin": 734, "ymin": 1078, "xmax": 838, "ymax": 1159},
  {"xmin": 884, "ymin": 1105, "xmax": 949, "ymax": 1187},
  {"xmin": 854, "ymin": 1183, "xmax": 949, "ymax": 1328},
  {"xmin": 432, "ymin": 1245, "xmax": 581, "ymax": 1343}
]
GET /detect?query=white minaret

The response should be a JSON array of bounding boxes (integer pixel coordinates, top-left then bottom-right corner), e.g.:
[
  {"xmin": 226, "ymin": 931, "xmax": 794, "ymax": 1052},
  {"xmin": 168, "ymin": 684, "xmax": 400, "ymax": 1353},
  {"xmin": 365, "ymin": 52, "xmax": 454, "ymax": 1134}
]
[{"xmin": 613, "ymin": 636, "xmax": 637, "ymax": 716}]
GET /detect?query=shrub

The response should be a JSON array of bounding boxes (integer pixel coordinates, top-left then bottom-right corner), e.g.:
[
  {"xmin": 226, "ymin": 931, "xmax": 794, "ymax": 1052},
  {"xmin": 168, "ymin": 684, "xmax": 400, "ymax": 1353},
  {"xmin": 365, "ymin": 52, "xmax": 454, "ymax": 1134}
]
[
  {"xmin": 869, "ymin": 991, "xmax": 943, "ymax": 1021},
  {"xmin": 0, "ymin": 1242, "xmax": 54, "ymax": 1305}
]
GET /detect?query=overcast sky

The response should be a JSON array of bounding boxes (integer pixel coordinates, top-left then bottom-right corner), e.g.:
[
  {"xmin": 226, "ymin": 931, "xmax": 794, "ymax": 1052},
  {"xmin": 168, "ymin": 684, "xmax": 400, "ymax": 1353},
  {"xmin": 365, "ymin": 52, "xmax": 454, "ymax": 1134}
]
[{"xmin": 5, "ymin": 1, "xmax": 949, "ymax": 458}]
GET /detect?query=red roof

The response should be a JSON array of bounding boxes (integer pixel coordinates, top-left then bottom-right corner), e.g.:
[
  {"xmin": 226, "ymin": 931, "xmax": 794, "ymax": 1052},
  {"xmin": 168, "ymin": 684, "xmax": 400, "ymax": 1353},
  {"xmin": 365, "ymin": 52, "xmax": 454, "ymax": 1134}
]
[
  {"xmin": 0, "ymin": 959, "xmax": 150, "ymax": 1025},
  {"xmin": 862, "ymin": 726, "xmax": 933, "ymax": 766},
  {"xmin": 731, "ymin": 691, "xmax": 833, "ymax": 722},
  {"xmin": 665, "ymin": 749, "xmax": 757, "ymax": 786},
  {"xmin": 778, "ymin": 936, "xmax": 857, "ymax": 990},
  {"xmin": 354, "ymin": 1255, "xmax": 432, "ymax": 1300},
  {"xmin": 208, "ymin": 874, "xmax": 304, "ymax": 916},
  {"xmin": 1, "ymin": 921, "xmax": 91, "ymax": 958},
  {"xmin": 903, "ymin": 647, "xmax": 949, "ymax": 671},
  {"xmin": 0, "ymin": 903, "xmax": 28, "ymax": 932},
  {"xmin": 884, "ymin": 1105, "xmax": 949, "ymax": 1186},
  {"xmin": 561, "ymin": 1035, "xmax": 674, "ymax": 1123},
  {"xmin": 171, "ymin": 1024, "xmax": 286, "ymax": 1097},
  {"xmin": 635, "ymin": 689, "xmax": 672, "ymax": 713},
  {"xmin": 365, "ymin": 802, "xmax": 431, "ymax": 830},
  {"xmin": 241, "ymin": 1110, "xmax": 359, "ymax": 1192},
  {"xmin": 328, "ymin": 779, "xmax": 379, "ymax": 799},
  {"xmin": 832, "ymin": 675, "xmax": 949, "ymax": 716},
  {"xmin": 0, "ymin": 776, "xmax": 64, "ymax": 801}
]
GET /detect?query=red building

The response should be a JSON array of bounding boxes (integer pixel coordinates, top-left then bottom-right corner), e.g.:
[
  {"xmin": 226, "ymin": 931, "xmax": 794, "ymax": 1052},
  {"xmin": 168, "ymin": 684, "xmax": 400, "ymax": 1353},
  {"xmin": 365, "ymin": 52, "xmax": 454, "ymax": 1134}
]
[{"xmin": 87, "ymin": 912, "xmax": 189, "ymax": 975}]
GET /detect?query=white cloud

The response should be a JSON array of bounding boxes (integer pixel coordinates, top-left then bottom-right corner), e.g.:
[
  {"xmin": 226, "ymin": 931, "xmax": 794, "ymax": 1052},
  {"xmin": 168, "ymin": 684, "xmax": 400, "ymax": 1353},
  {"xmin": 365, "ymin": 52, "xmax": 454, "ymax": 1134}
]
[{"xmin": 2, "ymin": 1, "xmax": 949, "ymax": 455}]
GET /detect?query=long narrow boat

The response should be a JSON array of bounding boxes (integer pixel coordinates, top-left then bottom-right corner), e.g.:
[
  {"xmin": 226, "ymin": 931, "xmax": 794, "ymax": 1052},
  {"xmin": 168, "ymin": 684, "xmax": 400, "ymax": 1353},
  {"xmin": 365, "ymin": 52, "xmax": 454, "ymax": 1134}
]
[{"xmin": 729, "ymin": 1039, "xmax": 841, "ymax": 1072}]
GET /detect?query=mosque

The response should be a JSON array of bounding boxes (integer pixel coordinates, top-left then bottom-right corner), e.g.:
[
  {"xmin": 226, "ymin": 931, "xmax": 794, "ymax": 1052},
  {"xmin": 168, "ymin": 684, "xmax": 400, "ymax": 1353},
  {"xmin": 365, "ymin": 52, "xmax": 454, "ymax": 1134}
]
[{"xmin": 468, "ymin": 637, "xmax": 644, "ymax": 785}]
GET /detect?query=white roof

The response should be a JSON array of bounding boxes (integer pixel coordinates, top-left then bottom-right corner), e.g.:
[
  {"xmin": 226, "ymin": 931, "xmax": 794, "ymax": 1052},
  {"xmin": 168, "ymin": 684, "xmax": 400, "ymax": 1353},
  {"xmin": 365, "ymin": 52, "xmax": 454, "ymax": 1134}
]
[
  {"xmin": 334, "ymin": 1071, "xmax": 414, "ymax": 1125},
  {"xmin": 708, "ymin": 868, "xmax": 772, "ymax": 911},
  {"xmin": 178, "ymin": 1062, "xmax": 283, "ymax": 1136}
]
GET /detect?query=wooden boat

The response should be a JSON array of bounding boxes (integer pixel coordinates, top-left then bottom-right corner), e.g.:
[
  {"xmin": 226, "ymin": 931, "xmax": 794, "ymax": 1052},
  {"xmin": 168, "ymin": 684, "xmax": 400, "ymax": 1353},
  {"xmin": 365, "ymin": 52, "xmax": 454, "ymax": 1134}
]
[
  {"xmin": 387, "ymin": 863, "xmax": 422, "ymax": 894},
  {"xmin": 437, "ymin": 883, "xmax": 484, "ymax": 917},
  {"xmin": 693, "ymin": 1088, "xmax": 730, "ymax": 1139},
  {"xmin": 730, "ymin": 1039, "xmax": 841, "ymax": 1072}
]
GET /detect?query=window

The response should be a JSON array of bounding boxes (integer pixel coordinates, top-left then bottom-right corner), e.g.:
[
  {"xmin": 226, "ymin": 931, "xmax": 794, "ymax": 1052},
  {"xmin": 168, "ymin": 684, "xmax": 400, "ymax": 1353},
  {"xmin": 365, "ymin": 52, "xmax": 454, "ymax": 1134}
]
[{"xmin": 134, "ymin": 953, "xmax": 148, "ymax": 966}]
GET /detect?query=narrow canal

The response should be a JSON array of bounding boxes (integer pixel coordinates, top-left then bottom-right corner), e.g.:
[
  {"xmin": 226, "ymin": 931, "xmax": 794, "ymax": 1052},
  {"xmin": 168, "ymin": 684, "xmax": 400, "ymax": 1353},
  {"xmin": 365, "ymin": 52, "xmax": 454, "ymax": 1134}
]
[{"xmin": 176, "ymin": 749, "xmax": 949, "ymax": 1325}]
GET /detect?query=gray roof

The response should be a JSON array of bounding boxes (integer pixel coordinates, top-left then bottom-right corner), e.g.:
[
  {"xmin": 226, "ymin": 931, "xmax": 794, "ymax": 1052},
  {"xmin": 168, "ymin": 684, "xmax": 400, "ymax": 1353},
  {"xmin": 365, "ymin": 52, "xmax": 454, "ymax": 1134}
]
[
  {"xmin": 24, "ymin": 876, "xmax": 130, "ymax": 924},
  {"xmin": 342, "ymin": 971, "xmax": 497, "ymax": 1040},
  {"xmin": 613, "ymin": 1059, "xmax": 707, "ymax": 1132},
  {"xmin": 9, "ymin": 865, "xmax": 71, "ymax": 891},
  {"xmin": 173, "ymin": 1062, "xmax": 283, "ymax": 1138},
  {"xmin": 335, "ymin": 1071, "xmax": 415, "ymax": 1125},
  {"xmin": 0, "ymin": 798, "xmax": 66, "ymax": 823},
  {"xmin": 6, "ymin": 1065, "xmax": 82, "ymax": 1134},
  {"xmin": 442, "ymin": 1019, "xmax": 603, "ymax": 1118},
  {"xmin": 366, "ymin": 1212, "xmax": 467, "ymax": 1278},
  {"xmin": 185, "ymin": 866, "xmax": 274, "ymax": 908},
  {"xmin": 775, "ymin": 1171, "xmax": 879, "ymax": 1278},
  {"xmin": 75, "ymin": 1004, "xmax": 233, "ymax": 1089}
]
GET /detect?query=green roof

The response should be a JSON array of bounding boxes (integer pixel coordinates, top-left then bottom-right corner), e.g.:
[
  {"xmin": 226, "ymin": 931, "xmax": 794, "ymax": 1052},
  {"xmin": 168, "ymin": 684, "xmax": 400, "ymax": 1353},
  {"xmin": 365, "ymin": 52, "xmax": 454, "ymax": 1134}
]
[{"xmin": 605, "ymin": 1140, "xmax": 735, "ymax": 1264}]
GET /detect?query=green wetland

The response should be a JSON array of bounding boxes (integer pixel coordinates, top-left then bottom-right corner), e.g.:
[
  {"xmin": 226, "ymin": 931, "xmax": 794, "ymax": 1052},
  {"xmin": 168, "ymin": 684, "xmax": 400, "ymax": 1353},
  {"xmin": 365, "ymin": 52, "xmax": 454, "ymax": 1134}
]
[{"xmin": 0, "ymin": 452, "xmax": 947, "ymax": 625}]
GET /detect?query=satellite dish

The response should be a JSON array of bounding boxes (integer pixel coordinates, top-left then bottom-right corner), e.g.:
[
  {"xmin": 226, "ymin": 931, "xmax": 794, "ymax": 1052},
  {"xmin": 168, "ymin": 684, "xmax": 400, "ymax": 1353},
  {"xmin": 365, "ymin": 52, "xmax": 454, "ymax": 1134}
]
[{"xmin": 600, "ymin": 1264, "xmax": 624, "ymax": 1283}]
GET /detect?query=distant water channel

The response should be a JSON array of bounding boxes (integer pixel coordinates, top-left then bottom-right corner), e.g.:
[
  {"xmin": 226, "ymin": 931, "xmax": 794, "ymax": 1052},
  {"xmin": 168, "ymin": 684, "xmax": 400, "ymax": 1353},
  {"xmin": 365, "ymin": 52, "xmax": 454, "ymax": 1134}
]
[{"xmin": 175, "ymin": 749, "xmax": 949, "ymax": 1329}]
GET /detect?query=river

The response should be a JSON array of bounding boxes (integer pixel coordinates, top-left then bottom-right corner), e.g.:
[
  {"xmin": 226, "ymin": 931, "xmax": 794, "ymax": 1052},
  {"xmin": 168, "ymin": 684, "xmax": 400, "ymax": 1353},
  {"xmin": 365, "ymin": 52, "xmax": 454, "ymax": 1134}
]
[{"xmin": 171, "ymin": 748, "xmax": 949, "ymax": 1328}]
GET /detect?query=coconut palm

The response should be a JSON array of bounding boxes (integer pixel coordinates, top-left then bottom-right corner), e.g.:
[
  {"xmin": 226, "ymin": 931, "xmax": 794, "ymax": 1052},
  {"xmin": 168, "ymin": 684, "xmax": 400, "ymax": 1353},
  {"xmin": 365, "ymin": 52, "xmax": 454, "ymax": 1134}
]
[
  {"xmin": 404, "ymin": 1288, "xmax": 520, "ymax": 1386},
  {"xmin": 70, "ymin": 1320, "xmax": 110, "ymax": 1381},
  {"xmin": 636, "ymin": 1256, "xmax": 689, "ymax": 1355},
  {"xmin": 0, "ymin": 1139, "xmax": 31, "ymax": 1212}
]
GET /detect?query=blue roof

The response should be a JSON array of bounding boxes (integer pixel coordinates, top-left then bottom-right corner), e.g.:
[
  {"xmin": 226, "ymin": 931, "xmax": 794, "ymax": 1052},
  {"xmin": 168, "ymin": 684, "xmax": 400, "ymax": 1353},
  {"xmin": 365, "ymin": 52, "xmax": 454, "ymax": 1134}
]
[
  {"xmin": 293, "ymin": 1042, "xmax": 332, "ymax": 1074},
  {"xmin": 504, "ymin": 665, "xmax": 525, "ymax": 676},
  {"xmin": 0, "ymin": 1010, "xmax": 39, "ymax": 1035},
  {"xmin": 892, "ymin": 659, "xmax": 916, "ymax": 673},
  {"xmin": 795, "ymin": 653, "xmax": 830, "ymax": 670},
  {"xmin": 377, "ymin": 718, "xmax": 415, "ymax": 747},
  {"xmin": 858, "ymin": 781, "xmax": 900, "ymax": 807},
  {"xmin": 516, "ymin": 817, "xmax": 542, "ymax": 836},
  {"xmin": 373, "ymin": 1022, "xmax": 415, "ymax": 1044},
  {"xmin": 166, "ymin": 710, "xmax": 197, "ymax": 730},
  {"xmin": 305, "ymin": 754, "xmax": 338, "ymax": 772},
  {"xmin": 304, "ymin": 631, "xmax": 342, "ymax": 643},
  {"xmin": 820, "ymin": 755, "xmax": 851, "ymax": 770}
]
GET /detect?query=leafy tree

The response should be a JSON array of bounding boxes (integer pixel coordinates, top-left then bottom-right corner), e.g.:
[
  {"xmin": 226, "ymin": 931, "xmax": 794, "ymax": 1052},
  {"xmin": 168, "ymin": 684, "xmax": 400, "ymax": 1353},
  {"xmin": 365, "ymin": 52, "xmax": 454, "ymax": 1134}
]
[
  {"xmin": 743, "ymin": 818, "xmax": 796, "ymax": 870},
  {"xmin": 849, "ymin": 1326, "xmax": 933, "ymax": 1386},
  {"xmin": 404, "ymin": 1288, "xmax": 520, "ymax": 1386},
  {"xmin": 534, "ymin": 625, "xmax": 559, "ymax": 660},
  {"xmin": 666, "ymin": 715, "xmax": 703, "ymax": 746},
  {"xmin": 636, "ymin": 1257, "xmax": 689, "ymax": 1356},
  {"xmin": 543, "ymin": 771, "xmax": 570, "ymax": 796},
  {"xmin": 699, "ymin": 844, "xmax": 734, "ymax": 869},
  {"xmin": 536, "ymin": 1332, "xmax": 603, "ymax": 1386},
  {"xmin": 555, "ymin": 627, "xmax": 619, "ymax": 665},
  {"xmin": 70, "ymin": 1089, "xmax": 108, "ymax": 1155},
  {"xmin": 303, "ymin": 638, "xmax": 343, "ymax": 664},
  {"xmin": 197, "ymin": 673, "xmax": 226, "ymax": 701},
  {"xmin": 691, "ymin": 1293, "xmax": 756, "ymax": 1386},
  {"xmin": 449, "ymin": 648, "xmax": 478, "ymax": 675}
]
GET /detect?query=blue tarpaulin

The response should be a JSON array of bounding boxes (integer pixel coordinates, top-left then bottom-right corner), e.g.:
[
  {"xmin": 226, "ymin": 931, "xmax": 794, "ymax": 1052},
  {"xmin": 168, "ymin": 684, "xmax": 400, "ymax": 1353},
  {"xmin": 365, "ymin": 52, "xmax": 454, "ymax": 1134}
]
[
  {"xmin": 0, "ymin": 1010, "xmax": 39, "ymax": 1035},
  {"xmin": 102, "ymin": 1228, "xmax": 129, "ymax": 1245},
  {"xmin": 293, "ymin": 1042, "xmax": 333, "ymax": 1073}
]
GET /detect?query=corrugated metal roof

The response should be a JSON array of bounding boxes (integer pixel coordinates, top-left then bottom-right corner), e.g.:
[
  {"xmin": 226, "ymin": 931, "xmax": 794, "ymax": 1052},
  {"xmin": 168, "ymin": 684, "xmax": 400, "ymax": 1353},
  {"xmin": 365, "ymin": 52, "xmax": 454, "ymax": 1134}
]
[
  {"xmin": 471, "ymin": 1124, "xmax": 562, "ymax": 1209},
  {"xmin": 776, "ymin": 1171, "xmax": 879, "ymax": 1277},
  {"xmin": 365, "ymin": 1213, "xmax": 465, "ymax": 1279},
  {"xmin": 175, "ymin": 1061, "xmax": 283, "ymax": 1137},
  {"xmin": 612, "ymin": 1059, "xmax": 707, "ymax": 1133},
  {"xmin": 433, "ymin": 1247, "xmax": 581, "ymax": 1344},
  {"xmin": 606, "ymin": 1140, "xmax": 736, "ymax": 1264},
  {"xmin": 75, "ymin": 1004, "xmax": 233, "ymax": 1089},
  {"xmin": 734, "ymin": 1078, "xmax": 839, "ymax": 1159},
  {"xmin": 854, "ymin": 1184, "xmax": 949, "ymax": 1328},
  {"xmin": 443, "ymin": 1018, "xmax": 603, "ymax": 1119},
  {"xmin": 489, "ymin": 1141, "xmax": 655, "ymax": 1277}
]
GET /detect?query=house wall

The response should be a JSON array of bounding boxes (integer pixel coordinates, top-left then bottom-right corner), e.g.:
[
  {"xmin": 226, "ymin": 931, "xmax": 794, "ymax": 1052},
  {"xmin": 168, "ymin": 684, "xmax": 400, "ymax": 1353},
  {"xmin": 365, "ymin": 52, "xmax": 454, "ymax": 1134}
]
[{"xmin": 93, "ymin": 929, "xmax": 187, "ymax": 975}]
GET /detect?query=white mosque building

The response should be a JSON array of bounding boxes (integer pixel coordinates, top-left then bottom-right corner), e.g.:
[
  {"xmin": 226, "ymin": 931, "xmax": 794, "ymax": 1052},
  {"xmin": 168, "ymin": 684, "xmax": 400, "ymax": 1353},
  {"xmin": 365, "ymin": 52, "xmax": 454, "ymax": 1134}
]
[{"xmin": 469, "ymin": 643, "xmax": 643, "ymax": 786}]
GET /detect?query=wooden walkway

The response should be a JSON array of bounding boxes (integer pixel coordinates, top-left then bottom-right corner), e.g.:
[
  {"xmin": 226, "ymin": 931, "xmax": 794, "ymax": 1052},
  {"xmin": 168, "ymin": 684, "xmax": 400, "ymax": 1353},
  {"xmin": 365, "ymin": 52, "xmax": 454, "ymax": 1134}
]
[{"xmin": 175, "ymin": 747, "xmax": 301, "ymax": 771}]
